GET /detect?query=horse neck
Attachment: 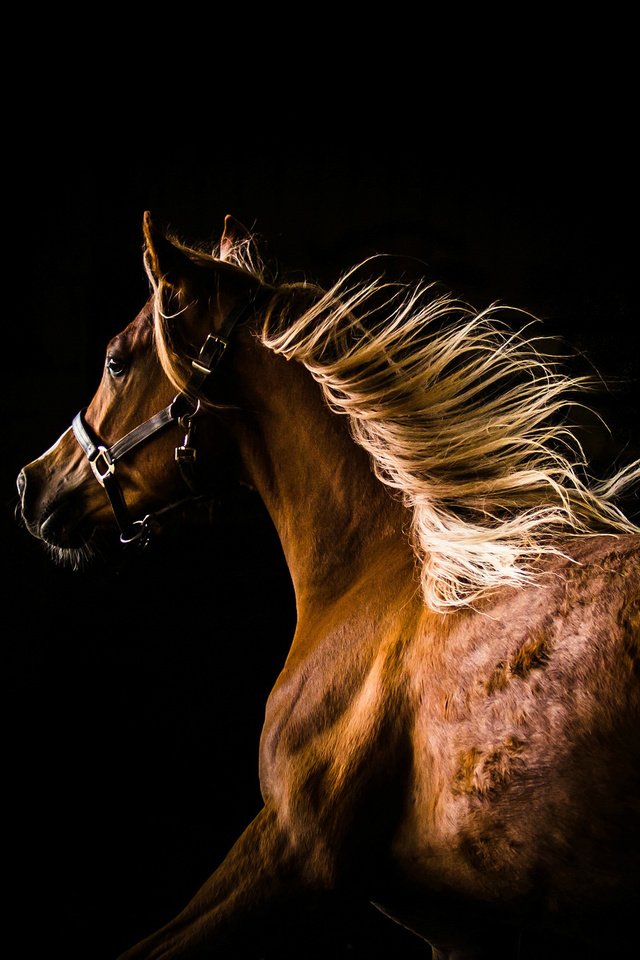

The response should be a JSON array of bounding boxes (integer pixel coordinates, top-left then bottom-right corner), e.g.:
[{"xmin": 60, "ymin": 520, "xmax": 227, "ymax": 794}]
[{"xmin": 226, "ymin": 333, "xmax": 411, "ymax": 614}]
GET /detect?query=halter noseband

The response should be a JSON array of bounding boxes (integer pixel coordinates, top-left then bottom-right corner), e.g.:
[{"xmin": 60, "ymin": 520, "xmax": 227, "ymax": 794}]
[{"xmin": 72, "ymin": 294, "xmax": 260, "ymax": 546}]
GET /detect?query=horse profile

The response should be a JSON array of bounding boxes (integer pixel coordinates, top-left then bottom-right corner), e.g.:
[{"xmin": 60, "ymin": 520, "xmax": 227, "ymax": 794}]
[{"xmin": 16, "ymin": 213, "xmax": 640, "ymax": 959}]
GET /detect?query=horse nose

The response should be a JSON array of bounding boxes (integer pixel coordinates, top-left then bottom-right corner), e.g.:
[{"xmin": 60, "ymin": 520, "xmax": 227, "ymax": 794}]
[{"xmin": 16, "ymin": 468, "xmax": 27, "ymax": 501}]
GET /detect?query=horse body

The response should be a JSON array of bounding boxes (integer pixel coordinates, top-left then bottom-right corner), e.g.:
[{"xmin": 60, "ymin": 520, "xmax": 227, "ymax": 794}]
[
  {"xmin": 16, "ymin": 215, "xmax": 640, "ymax": 958},
  {"xmin": 257, "ymin": 468, "xmax": 639, "ymax": 955},
  {"xmin": 390, "ymin": 535, "xmax": 639, "ymax": 950},
  {"xmin": 260, "ymin": 538, "xmax": 640, "ymax": 957}
]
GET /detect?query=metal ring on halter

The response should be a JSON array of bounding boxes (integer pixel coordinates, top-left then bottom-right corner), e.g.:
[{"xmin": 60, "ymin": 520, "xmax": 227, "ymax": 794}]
[
  {"xmin": 179, "ymin": 399, "xmax": 201, "ymax": 430},
  {"xmin": 119, "ymin": 516, "xmax": 153, "ymax": 545}
]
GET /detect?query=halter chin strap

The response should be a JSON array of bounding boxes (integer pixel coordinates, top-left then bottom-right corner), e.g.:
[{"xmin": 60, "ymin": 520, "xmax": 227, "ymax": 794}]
[{"xmin": 72, "ymin": 292, "xmax": 263, "ymax": 546}]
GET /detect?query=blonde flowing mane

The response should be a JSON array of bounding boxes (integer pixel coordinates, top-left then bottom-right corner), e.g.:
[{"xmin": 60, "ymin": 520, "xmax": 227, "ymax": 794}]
[{"xmin": 150, "ymin": 234, "xmax": 640, "ymax": 612}]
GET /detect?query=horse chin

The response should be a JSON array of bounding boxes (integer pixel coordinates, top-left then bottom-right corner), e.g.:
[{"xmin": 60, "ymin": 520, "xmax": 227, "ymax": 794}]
[
  {"xmin": 37, "ymin": 502, "xmax": 114, "ymax": 570},
  {"xmin": 43, "ymin": 538, "xmax": 98, "ymax": 571},
  {"xmin": 42, "ymin": 524, "xmax": 123, "ymax": 570}
]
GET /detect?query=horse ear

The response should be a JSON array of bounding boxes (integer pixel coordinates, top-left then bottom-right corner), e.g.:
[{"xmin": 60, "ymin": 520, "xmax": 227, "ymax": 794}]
[
  {"xmin": 219, "ymin": 213, "xmax": 252, "ymax": 261},
  {"xmin": 143, "ymin": 211, "xmax": 200, "ymax": 290}
]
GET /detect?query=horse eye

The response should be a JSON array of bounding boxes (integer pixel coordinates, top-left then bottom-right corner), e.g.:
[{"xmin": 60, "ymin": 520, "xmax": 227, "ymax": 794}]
[{"xmin": 106, "ymin": 355, "xmax": 128, "ymax": 377}]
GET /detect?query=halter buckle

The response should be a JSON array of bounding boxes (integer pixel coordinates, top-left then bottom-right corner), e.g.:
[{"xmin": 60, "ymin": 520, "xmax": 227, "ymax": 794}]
[
  {"xmin": 90, "ymin": 446, "xmax": 115, "ymax": 484},
  {"xmin": 192, "ymin": 334, "xmax": 228, "ymax": 375}
]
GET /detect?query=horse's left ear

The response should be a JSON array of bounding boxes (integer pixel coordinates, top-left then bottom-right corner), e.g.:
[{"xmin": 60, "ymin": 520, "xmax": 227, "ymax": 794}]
[
  {"xmin": 219, "ymin": 214, "xmax": 252, "ymax": 261},
  {"xmin": 143, "ymin": 211, "xmax": 204, "ymax": 291}
]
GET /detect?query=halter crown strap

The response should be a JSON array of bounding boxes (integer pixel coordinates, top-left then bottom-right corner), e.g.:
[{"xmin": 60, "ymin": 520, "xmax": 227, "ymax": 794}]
[{"xmin": 187, "ymin": 292, "xmax": 262, "ymax": 392}]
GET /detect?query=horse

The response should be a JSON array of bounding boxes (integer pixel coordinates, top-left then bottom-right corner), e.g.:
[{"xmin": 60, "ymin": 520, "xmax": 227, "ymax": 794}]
[{"xmin": 16, "ymin": 212, "xmax": 640, "ymax": 959}]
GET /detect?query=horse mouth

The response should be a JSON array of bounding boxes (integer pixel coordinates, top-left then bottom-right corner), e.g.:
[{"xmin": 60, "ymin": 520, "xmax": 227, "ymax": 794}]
[{"xmin": 37, "ymin": 500, "xmax": 96, "ymax": 551}]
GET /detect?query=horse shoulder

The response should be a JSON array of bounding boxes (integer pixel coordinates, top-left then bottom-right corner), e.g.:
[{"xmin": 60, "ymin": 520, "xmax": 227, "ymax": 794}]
[{"xmin": 258, "ymin": 556, "xmax": 423, "ymax": 882}]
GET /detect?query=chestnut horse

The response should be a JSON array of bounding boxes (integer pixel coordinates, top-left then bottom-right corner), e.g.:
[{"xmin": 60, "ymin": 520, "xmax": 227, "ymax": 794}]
[{"xmin": 16, "ymin": 214, "xmax": 640, "ymax": 959}]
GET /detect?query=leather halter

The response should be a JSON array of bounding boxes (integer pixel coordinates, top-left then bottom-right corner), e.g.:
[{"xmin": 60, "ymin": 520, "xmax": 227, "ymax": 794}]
[{"xmin": 72, "ymin": 293, "xmax": 261, "ymax": 546}]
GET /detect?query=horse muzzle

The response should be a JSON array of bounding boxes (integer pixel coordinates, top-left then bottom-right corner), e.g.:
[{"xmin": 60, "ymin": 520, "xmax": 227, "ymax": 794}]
[{"xmin": 15, "ymin": 422, "xmax": 109, "ymax": 550}]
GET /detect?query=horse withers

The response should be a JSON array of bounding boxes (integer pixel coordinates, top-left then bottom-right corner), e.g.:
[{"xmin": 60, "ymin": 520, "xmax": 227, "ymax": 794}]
[{"xmin": 16, "ymin": 213, "xmax": 640, "ymax": 959}]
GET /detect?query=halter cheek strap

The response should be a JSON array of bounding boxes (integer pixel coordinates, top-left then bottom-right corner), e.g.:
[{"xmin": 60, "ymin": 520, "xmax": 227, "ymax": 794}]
[{"xmin": 72, "ymin": 291, "xmax": 264, "ymax": 545}]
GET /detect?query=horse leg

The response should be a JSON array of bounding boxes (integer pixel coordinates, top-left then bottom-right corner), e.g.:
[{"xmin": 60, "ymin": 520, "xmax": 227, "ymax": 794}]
[
  {"xmin": 373, "ymin": 898, "xmax": 522, "ymax": 960},
  {"xmin": 117, "ymin": 805, "xmax": 323, "ymax": 960}
]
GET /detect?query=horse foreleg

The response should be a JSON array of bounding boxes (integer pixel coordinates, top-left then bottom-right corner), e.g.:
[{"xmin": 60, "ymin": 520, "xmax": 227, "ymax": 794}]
[{"xmin": 117, "ymin": 805, "xmax": 319, "ymax": 960}]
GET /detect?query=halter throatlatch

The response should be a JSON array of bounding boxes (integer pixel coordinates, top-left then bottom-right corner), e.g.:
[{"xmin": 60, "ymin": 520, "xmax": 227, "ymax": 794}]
[{"xmin": 72, "ymin": 294, "xmax": 262, "ymax": 546}]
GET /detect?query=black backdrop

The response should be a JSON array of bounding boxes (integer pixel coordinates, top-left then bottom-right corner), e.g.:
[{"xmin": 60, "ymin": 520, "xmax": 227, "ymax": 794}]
[{"xmin": 5, "ymin": 132, "xmax": 639, "ymax": 960}]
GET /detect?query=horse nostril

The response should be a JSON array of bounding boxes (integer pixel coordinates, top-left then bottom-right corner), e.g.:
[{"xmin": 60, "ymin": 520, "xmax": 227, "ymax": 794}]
[{"xmin": 16, "ymin": 469, "xmax": 27, "ymax": 500}]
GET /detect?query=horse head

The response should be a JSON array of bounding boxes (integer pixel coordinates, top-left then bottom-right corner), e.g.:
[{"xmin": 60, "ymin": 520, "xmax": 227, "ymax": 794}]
[{"xmin": 16, "ymin": 213, "xmax": 272, "ymax": 565}]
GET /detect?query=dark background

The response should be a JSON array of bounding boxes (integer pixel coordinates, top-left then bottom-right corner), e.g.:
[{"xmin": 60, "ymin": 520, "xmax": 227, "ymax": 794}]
[{"xmin": 5, "ymin": 111, "xmax": 639, "ymax": 960}]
